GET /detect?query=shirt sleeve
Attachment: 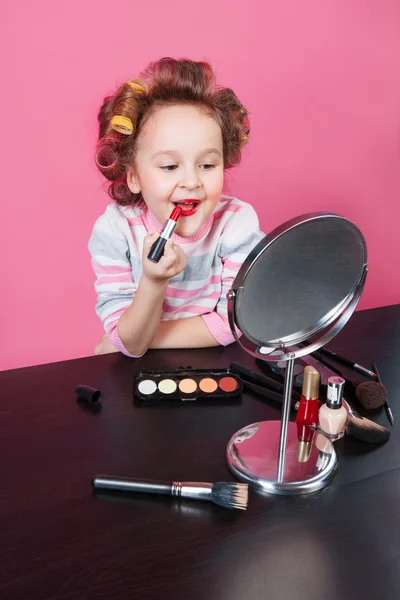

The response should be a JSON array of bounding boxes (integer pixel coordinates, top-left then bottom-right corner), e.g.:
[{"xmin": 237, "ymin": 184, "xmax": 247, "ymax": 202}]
[
  {"xmin": 201, "ymin": 202, "xmax": 265, "ymax": 346},
  {"xmin": 88, "ymin": 211, "xmax": 143, "ymax": 358}
]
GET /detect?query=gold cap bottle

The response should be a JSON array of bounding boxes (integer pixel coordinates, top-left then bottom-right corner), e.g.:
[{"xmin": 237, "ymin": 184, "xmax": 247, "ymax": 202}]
[{"xmin": 301, "ymin": 366, "xmax": 320, "ymax": 400}]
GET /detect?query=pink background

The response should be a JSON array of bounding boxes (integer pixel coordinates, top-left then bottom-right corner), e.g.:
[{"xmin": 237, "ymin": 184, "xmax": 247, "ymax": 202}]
[{"xmin": 2, "ymin": 0, "xmax": 400, "ymax": 371}]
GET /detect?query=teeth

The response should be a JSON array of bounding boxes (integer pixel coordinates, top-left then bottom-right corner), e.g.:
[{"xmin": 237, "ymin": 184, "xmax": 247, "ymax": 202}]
[{"xmin": 177, "ymin": 203, "xmax": 195, "ymax": 209}]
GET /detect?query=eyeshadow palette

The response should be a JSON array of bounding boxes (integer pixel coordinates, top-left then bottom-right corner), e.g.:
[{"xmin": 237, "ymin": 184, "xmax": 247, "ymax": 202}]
[{"xmin": 133, "ymin": 367, "xmax": 243, "ymax": 402}]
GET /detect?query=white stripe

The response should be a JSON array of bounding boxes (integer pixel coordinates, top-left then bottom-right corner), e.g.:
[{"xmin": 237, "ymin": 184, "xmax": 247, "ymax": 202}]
[
  {"xmin": 92, "ymin": 256, "xmax": 130, "ymax": 268},
  {"xmin": 95, "ymin": 282, "xmax": 135, "ymax": 294},
  {"xmin": 98, "ymin": 300, "xmax": 131, "ymax": 320},
  {"xmin": 163, "ymin": 297, "xmax": 218, "ymax": 310},
  {"xmin": 163, "ymin": 294, "xmax": 219, "ymax": 308}
]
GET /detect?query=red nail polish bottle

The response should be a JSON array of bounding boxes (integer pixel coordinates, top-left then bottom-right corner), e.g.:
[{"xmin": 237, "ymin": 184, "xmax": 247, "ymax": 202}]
[{"xmin": 295, "ymin": 366, "xmax": 320, "ymax": 429}]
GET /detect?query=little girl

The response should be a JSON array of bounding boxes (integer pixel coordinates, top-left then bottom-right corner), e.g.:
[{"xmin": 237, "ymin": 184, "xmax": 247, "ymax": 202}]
[{"xmin": 89, "ymin": 58, "xmax": 264, "ymax": 357}]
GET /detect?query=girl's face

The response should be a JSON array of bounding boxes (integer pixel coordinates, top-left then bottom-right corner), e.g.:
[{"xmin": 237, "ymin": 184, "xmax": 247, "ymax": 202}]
[{"xmin": 127, "ymin": 104, "xmax": 224, "ymax": 238}]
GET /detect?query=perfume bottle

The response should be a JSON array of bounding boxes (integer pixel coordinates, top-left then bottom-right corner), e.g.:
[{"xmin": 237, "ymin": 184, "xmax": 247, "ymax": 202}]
[
  {"xmin": 295, "ymin": 366, "xmax": 320, "ymax": 430},
  {"xmin": 318, "ymin": 376, "xmax": 347, "ymax": 438}
]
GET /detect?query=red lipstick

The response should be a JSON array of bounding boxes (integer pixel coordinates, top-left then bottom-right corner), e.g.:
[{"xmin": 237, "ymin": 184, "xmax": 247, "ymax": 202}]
[
  {"xmin": 169, "ymin": 206, "xmax": 182, "ymax": 221},
  {"xmin": 147, "ymin": 206, "xmax": 182, "ymax": 263}
]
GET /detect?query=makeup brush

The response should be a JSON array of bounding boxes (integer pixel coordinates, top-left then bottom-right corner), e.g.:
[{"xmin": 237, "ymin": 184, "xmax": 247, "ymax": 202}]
[
  {"xmin": 373, "ymin": 362, "xmax": 394, "ymax": 426},
  {"xmin": 92, "ymin": 476, "xmax": 249, "ymax": 511},
  {"xmin": 355, "ymin": 382, "xmax": 387, "ymax": 409},
  {"xmin": 310, "ymin": 351, "xmax": 387, "ymax": 410},
  {"xmin": 147, "ymin": 206, "xmax": 182, "ymax": 263},
  {"xmin": 342, "ymin": 400, "xmax": 391, "ymax": 444},
  {"xmin": 318, "ymin": 347, "xmax": 377, "ymax": 380},
  {"xmin": 241, "ymin": 379, "xmax": 300, "ymax": 409},
  {"xmin": 230, "ymin": 362, "xmax": 289, "ymax": 395},
  {"xmin": 234, "ymin": 362, "xmax": 390, "ymax": 445}
]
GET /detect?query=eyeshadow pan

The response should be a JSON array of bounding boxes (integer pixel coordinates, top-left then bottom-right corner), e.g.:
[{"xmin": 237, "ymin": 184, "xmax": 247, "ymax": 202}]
[
  {"xmin": 134, "ymin": 368, "xmax": 242, "ymax": 402},
  {"xmin": 158, "ymin": 379, "xmax": 177, "ymax": 394},
  {"xmin": 178, "ymin": 378, "xmax": 197, "ymax": 393},
  {"xmin": 199, "ymin": 378, "xmax": 218, "ymax": 393},
  {"xmin": 219, "ymin": 376, "xmax": 238, "ymax": 392},
  {"xmin": 138, "ymin": 379, "xmax": 157, "ymax": 395}
]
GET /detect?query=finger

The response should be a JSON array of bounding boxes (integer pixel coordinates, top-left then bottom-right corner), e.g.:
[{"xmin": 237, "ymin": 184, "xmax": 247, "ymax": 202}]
[
  {"xmin": 162, "ymin": 241, "xmax": 177, "ymax": 260},
  {"xmin": 158, "ymin": 255, "xmax": 177, "ymax": 273},
  {"xmin": 143, "ymin": 231, "xmax": 160, "ymax": 253},
  {"xmin": 165, "ymin": 238, "xmax": 175, "ymax": 250}
]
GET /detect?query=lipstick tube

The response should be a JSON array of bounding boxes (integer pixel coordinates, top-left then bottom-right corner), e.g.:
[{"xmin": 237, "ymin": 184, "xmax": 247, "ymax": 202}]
[
  {"xmin": 147, "ymin": 206, "xmax": 182, "ymax": 263},
  {"xmin": 295, "ymin": 365, "xmax": 320, "ymax": 431}
]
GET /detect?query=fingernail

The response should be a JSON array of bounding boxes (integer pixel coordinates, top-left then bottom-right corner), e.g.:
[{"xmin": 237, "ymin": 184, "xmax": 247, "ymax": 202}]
[{"xmin": 94, "ymin": 345, "xmax": 102, "ymax": 355}]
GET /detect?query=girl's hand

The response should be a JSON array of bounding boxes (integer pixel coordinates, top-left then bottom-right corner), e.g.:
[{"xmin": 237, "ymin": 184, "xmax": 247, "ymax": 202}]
[{"xmin": 142, "ymin": 232, "xmax": 186, "ymax": 282}]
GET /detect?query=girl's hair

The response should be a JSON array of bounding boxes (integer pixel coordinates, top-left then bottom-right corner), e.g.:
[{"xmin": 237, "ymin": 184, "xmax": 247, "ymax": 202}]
[{"xmin": 95, "ymin": 58, "xmax": 250, "ymax": 206}]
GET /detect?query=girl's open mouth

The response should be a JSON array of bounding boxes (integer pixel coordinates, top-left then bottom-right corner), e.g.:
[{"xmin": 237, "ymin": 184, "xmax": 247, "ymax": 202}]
[{"xmin": 173, "ymin": 200, "xmax": 201, "ymax": 217}]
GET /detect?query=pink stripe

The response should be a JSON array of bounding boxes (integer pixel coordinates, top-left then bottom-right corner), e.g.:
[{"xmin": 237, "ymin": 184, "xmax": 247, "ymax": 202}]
[
  {"xmin": 92, "ymin": 260, "xmax": 132, "ymax": 275},
  {"xmin": 97, "ymin": 273, "xmax": 133, "ymax": 285},
  {"xmin": 162, "ymin": 300, "xmax": 218, "ymax": 314},
  {"xmin": 106, "ymin": 323, "xmax": 144, "ymax": 358},
  {"xmin": 223, "ymin": 259, "xmax": 243, "ymax": 270},
  {"xmin": 127, "ymin": 216, "xmax": 146, "ymax": 227},
  {"xmin": 201, "ymin": 312, "xmax": 236, "ymax": 346},
  {"xmin": 213, "ymin": 205, "xmax": 242, "ymax": 221},
  {"xmin": 104, "ymin": 308, "xmax": 128, "ymax": 325}
]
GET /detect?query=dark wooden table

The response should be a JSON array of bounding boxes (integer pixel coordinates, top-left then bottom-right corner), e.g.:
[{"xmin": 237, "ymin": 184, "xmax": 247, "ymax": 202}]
[{"xmin": 1, "ymin": 305, "xmax": 400, "ymax": 600}]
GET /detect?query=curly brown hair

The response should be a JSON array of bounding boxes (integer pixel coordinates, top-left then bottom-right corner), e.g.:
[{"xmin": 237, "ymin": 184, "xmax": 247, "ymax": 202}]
[{"xmin": 95, "ymin": 58, "xmax": 250, "ymax": 206}]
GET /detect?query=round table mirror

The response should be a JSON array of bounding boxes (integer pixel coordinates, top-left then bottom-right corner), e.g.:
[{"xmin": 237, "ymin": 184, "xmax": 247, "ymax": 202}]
[{"xmin": 226, "ymin": 212, "xmax": 367, "ymax": 495}]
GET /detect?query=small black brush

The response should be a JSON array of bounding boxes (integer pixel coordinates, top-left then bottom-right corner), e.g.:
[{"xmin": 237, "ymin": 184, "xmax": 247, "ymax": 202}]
[
  {"xmin": 92, "ymin": 476, "xmax": 249, "ymax": 510},
  {"xmin": 317, "ymin": 347, "xmax": 378, "ymax": 379},
  {"xmin": 373, "ymin": 362, "xmax": 394, "ymax": 427}
]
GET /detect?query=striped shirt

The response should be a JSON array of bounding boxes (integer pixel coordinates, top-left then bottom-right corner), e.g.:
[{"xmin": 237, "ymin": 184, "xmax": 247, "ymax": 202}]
[{"xmin": 88, "ymin": 196, "xmax": 264, "ymax": 356}]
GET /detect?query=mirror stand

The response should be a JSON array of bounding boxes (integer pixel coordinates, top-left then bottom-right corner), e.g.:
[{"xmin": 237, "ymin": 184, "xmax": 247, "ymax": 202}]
[{"xmin": 226, "ymin": 355, "xmax": 337, "ymax": 495}]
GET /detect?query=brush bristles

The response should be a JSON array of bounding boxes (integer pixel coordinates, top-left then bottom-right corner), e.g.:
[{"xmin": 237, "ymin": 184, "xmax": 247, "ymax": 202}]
[
  {"xmin": 346, "ymin": 414, "xmax": 390, "ymax": 444},
  {"xmin": 211, "ymin": 482, "xmax": 249, "ymax": 510},
  {"xmin": 356, "ymin": 382, "xmax": 387, "ymax": 409}
]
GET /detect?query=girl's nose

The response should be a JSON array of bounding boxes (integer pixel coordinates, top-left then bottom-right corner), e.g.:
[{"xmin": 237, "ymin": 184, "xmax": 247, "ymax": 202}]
[{"xmin": 178, "ymin": 168, "xmax": 201, "ymax": 190}]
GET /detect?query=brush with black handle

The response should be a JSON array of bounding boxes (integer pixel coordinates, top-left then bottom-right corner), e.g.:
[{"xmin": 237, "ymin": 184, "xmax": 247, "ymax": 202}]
[
  {"xmin": 317, "ymin": 347, "xmax": 378, "ymax": 379},
  {"xmin": 92, "ymin": 476, "xmax": 249, "ymax": 510}
]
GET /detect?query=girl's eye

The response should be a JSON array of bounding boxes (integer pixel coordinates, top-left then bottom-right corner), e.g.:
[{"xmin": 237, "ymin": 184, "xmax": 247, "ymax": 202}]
[{"xmin": 160, "ymin": 163, "xmax": 216, "ymax": 171}]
